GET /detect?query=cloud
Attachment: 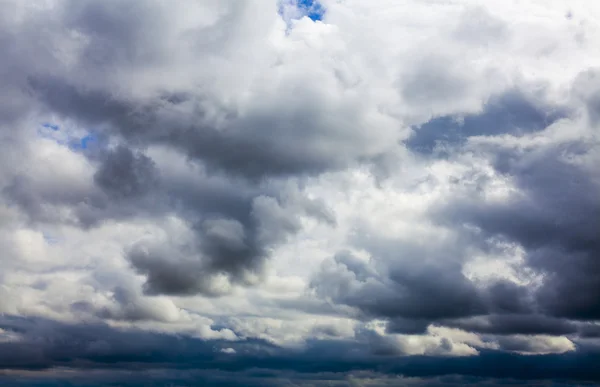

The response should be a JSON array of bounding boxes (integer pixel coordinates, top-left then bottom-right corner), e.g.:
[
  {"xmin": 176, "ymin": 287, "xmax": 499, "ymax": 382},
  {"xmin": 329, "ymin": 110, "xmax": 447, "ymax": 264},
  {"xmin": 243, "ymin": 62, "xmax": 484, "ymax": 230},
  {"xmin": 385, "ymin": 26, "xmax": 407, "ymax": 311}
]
[
  {"xmin": 435, "ymin": 122, "xmax": 600, "ymax": 320},
  {"xmin": 0, "ymin": 0, "xmax": 599, "ymax": 386},
  {"xmin": 93, "ymin": 145, "xmax": 159, "ymax": 199},
  {"xmin": 126, "ymin": 192, "xmax": 323, "ymax": 296},
  {"xmin": 407, "ymin": 89, "xmax": 571, "ymax": 154},
  {"xmin": 444, "ymin": 314, "xmax": 579, "ymax": 336},
  {"xmin": 0, "ymin": 315, "xmax": 598, "ymax": 386}
]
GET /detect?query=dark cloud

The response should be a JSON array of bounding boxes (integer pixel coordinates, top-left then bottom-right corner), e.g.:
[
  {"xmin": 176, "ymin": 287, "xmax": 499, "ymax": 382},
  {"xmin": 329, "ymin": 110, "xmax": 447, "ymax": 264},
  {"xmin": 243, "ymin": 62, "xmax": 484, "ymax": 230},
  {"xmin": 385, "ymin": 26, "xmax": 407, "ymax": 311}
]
[
  {"xmin": 5, "ymin": 371, "xmax": 596, "ymax": 387},
  {"xmin": 1, "ymin": 315, "xmax": 600, "ymax": 385},
  {"xmin": 89, "ymin": 285, "xmax": 177, "ymax": 322},
  {"xmin": 407, "ymin": 90, "xmax": 569, "ymax": 154},
  {"xmin": 27, "ymin": 76, "xmax": 135, "ymax": 128},
  {"xmin": 483, "ymin": 281, "xmax": 532, "ymax": 315},
  {"xmin": 3, "ymin": 177, "xmax": 48, "ymax": 223},
  {"xmin": 312, "ymin": 93, "xmax": 598, "ymax": 339},
  {"xmin": 94, "ymin": 145, "xmax": 159, "ymax": 199},
  {"xmin": 579, "ymin": 324, "xmax": 600, "ymax": 338},
  {"xmin": 439, "ymin": 135, "xmax": 600, "ymax": 320},
  {"xmin": 386, "ymin": 318, "xmax": 431, "ymax": 335},
  {"xmin": 443, "ymin": 315, "xmax": 579, "ymax": 336},
  {"xmin": 2, "ymin": 173, "xmax": 111, "ymax": 229},
  {"xmin": 62, "ymin": 0, "xmax": 171, "ymax": 68},
  {"xmin": 379, "ymin": 263, "xmax": 485, "ymax": 320},
  {"xmin": 312, "ymin": 247, "xmax": 552, "ymax": 337},
  {"xmin": 128, "ymin": 194, "xmax": 312, "ymax": 296},
  {"xmin": 14, "ymin": 0, "xmax": 399, "ymax": 180},
  {"xmin": 0, "ymin": 315, "xmax": 268, "ymax": 371},
  {"xmin": 2, "ymin": 161, "xmax": 158, "ymax": 230},
  {"xmin": 311, "ymin": 238, "xmax": 522, "ymax": 325},
  {"xmin": 29, "ymin": 73, "xmax": 396, "ymax": 179},
  {"xmin": 1, "ymin": 0, "xmax": 379, "ymax": 306}
]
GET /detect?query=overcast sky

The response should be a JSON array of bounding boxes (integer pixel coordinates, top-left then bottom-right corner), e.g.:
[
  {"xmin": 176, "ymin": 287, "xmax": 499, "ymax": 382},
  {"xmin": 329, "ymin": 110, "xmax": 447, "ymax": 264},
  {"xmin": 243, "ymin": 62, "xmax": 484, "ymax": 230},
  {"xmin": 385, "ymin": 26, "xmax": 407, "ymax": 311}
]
[{"xmin": 1, "ymin": 0, "xmax": 600, "ymax": 386}]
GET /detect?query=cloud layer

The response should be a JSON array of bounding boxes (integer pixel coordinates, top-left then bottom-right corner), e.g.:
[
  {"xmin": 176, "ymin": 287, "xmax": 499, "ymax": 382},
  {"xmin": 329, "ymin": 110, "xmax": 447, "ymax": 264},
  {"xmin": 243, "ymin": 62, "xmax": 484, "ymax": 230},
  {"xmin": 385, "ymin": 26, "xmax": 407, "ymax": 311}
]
[{"xmin": 1, "ymin": 0, "xmax": 600, "ymax": 385}]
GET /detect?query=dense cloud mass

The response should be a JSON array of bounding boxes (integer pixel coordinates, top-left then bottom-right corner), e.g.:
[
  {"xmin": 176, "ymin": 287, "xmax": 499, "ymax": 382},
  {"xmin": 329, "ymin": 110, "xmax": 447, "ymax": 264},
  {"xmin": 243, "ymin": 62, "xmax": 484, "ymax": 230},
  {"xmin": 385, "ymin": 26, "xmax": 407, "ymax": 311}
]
[{"xmin": 1, "ymin": 0, "xmax": 600, "ymax": 385}]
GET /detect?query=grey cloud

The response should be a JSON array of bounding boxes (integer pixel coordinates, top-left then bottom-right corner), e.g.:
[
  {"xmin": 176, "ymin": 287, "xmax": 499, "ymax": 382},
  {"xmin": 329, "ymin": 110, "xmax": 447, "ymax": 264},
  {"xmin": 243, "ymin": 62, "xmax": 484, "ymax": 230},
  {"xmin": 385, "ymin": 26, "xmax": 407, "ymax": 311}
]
[
  {"xmin": 2, "ymin": 129, "xmax": 324, "ymax": 296},
  {"xmin": 444, "ymin": 315, "xmax": 579, "ymax": 336},
  {"xmin": 3, "ymin": 177, "xmax": 48, "ymax": 223},
  {"xmin": 356, "ymin": 327, "xmax": 405, "ymax": 357},
  {"xmin": 128, "ymin": 242, "xmax": 221, "ymax": 296},
  {"xmin": 94, "ymin": 145, "xmax": 159, "ymax": 199},
  {"xmin": 310, "ymin": 240, "xmax": 552, "ymax": 338},
  {"xmin": 30, "ymin": 73, "xmax": 398, "ymax": 179},
  {"xmin": 311, "ymin": 237, "xmax": 487, "ymax": 324},
  {"xmin": 1, "ymin": 315, "xmax": 600, "ymax": 384},
  {"xmin": 2, "ymin": 163, "xmax": 156, "ymax": 229},
  {"xmin": 1, "ymin": 315, "xmax": 600, "ymax": 385},
  {"xmin": 0, "ymin": 0, "xmax": 371, "ymax": 308},
  {"xmin": 483, "ymin": 281, "xmax": 532, "ymax": 315},
  {"xmin": 2, "ymin": 174, "xmax": 109, "ymax": 229},
  {"xmin": 126, "ymin": 216, "xmax": 263, "ymax": 297},
  {"xmin": 381, "ymin": 263, "xmax": 484, "ymax": 320},
  {"xmin": 579, "ymin": 324, "xmax": 600, "ymax": 338},
  {"xmin": 27, "ymin": 76, "xmax": 134, "ymax": 128},
  {"xmin": 399, "ymin": 56, "xmax": 471, "ymax": 108},
  {"xmin": 311, "ymin": 324, "xmax": 349, "ymax": 338},
  {"xmin": 0, "ymin": 373, "xmax": 596, "ymax": 387},
  {"xmin": 128, "ymin": 194, "xmax": 312, "ymax": 296},
  {"xmin": 440, "ymin": 136, "xmax": 600, "ymax": 320},
  {"xmin": 386, "ymin": 318, "xmax": 431, "ymax": 335},
  {"xmin": 0, "ymin": 2, "xmax": 72, "ymax": 128},
  {"xmin": 312, "ymin": 117, "xmax": 598, "ymax": 334},
  {"xmin": 495, "ymin": 336, "xmax": 573, "ymax": 355},
  {"xmin": 13, "ymin": 0, "xmax": 400, "ymax": 181},
  {"xmin": 94, "ymin": 286, "xmax": 178, "ymax": 322},
  {"xmin": 573, "ymin": 68, "xmax": 600, "ymax": 124},
  {"xmin": 0, "ymin": 315, "xmax": 259, "ymax": 371},
  {"xmin": 290, "ymin": 193, "xmax": 337, "ymax": 226},
  {"xmin": 407, "ymin": 89, "xmax": 570, "ymax": 154},
  {"xmin": 62, "ymin": 0, "xmax": 172, "ymax": 68}
]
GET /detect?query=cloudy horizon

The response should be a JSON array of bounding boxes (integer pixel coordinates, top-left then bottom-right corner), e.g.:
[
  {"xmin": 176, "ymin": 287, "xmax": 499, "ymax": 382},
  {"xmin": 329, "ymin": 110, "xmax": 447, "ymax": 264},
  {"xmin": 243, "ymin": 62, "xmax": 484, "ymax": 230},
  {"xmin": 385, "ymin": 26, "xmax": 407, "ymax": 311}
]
[{"xmin": 1, "ymin": 0, "xmax": 600, "ymax": 386}]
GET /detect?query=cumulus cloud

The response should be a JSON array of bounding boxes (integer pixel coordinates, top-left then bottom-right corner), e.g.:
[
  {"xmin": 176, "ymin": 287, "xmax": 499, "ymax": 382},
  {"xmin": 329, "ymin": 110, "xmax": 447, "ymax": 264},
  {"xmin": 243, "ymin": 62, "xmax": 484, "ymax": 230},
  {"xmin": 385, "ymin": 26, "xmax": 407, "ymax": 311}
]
[{"xmin": 1, "ymin": 0, "xmax": 600, "ymax": 385}]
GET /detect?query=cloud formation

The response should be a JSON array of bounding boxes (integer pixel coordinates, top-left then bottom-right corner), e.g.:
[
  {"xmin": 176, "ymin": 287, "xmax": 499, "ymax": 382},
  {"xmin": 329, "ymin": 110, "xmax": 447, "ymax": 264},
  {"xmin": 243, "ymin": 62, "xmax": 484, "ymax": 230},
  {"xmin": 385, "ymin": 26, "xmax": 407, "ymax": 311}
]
[{"xmin": 1, "ymin": 0, "xmax": 600, "ymax": 385}]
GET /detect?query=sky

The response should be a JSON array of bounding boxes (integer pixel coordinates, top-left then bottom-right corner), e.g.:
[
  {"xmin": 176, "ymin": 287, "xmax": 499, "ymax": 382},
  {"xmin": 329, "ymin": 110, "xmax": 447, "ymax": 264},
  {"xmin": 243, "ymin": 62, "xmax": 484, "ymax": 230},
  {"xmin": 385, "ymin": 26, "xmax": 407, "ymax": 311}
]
[{"xmin": 0, "ymin": 0, "xmax": 599, "ymax": 386}]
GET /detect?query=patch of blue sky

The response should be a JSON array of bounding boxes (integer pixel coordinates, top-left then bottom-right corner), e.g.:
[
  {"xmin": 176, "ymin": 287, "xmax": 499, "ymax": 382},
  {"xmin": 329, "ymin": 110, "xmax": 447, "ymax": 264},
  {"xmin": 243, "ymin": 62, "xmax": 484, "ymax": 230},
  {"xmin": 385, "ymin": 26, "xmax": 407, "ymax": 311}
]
[
  {"xmin": 70, "ymin": 133, "xmax": 96, "ymax": 151},
  {"xmin": 278, "ymin": 0, "xmax": 325, "ymax": 29},
  {"xmin": 38, "ymin": 122, "xmax": 97, "ymax": 152},
  {"xmin": 42, "ymin": 123, "xmax": 60, "ymax": 131},
  {"xmin": 297, "ymin": 0, "xmax": 325, "ymax": 21},
  {"xmin": 38, "ymin": 122, "xmax": 68, "ymax": 145}
]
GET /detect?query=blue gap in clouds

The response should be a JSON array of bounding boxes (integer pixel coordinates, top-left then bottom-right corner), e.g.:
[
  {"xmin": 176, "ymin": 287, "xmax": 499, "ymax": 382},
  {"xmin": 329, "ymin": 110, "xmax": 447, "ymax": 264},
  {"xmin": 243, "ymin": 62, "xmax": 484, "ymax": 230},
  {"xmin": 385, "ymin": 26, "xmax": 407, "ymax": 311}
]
[
  {"xmin": 278, "ymin": 0, "xmax": 325, "ymax": 24},
  {"xmin": 298, "ymin": 0, "xmax": 325, "ymax": 21},
  {"xmin": 37, "ymin": 122, "xmax": 65, "ymax": 144},
  {"xmin": 68, "ymin": 133, "xmax": 96, "ymax": 151},
  {"xmin": 79, "ymin": 134, "xmax": 95, "ymax": 149},
  {"xmin": 42, "ymin": 123, "xmax": 60, "ymax": 131},
  {"xmin": 407, "ymin": 91, "xmax": 571, "ymax": 155},
  {"xmin": 38, "ymin": 122, "xmax": 100, "ymax": 153}
]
